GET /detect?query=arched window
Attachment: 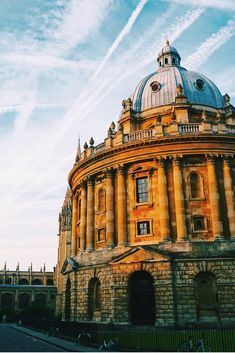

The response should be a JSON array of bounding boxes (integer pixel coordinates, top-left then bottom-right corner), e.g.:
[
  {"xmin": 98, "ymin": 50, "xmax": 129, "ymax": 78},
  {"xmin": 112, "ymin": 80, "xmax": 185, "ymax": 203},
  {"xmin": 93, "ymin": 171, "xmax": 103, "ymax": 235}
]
[
  {"xmin": 195, "ymin": 272, "xmax": 219, "ymax": 319},
  {"xmin": 2, "ymin": 293, "xmax": 13, "ymax": 309},
  {"xmin": 129, "ymin": 271, "xmax": 156, "ymax": 325},
  {"xmin": 19, "ymin": 293, "xmax": 30, "ymax": 309},
  {"xmin": 65, "ymin": 278, "xmax": 71, "ymax": 321},
  {"xmin": 88, "ymin": 278, "xmax": 101, "ymax": 320},
  {"xmin": 0, "ymin": 278, "xmax": 3, "ymax": 284},
  {"xmin": 190, "ymin": 172, "xmax": 202, "ymax": 199},
  {"xmin": 32, "ymin": 279, "xmax": 42, "ymax": 285},
  {"xmin": 18, "ymin": 278, "xmax": 29, "ymax": 285},
  {"xmin": 47, "ymin": 279, "xmax": 54, "ymax": 285},
  {"xmin": 164, "ymin": 57, "xmax": 168, "ymax": 64},
  {"xmin": 5, "ymin": 277, "xmax": 12, "ymax": 284},
  {"xmin": 97, "ymin": 189, "xmax": 105, "ymax": 212},
  {"xmin": 35, "ymin": 293, "xmax": 46, "ymax": 306}
]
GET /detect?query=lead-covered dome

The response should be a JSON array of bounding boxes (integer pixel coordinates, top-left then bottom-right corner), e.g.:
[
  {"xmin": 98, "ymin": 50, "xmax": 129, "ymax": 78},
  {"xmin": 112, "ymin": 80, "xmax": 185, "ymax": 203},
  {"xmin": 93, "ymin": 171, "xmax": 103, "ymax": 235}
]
[{"xmin": 132, "ymin": 41, "xmax": 225, "ymax": 112}]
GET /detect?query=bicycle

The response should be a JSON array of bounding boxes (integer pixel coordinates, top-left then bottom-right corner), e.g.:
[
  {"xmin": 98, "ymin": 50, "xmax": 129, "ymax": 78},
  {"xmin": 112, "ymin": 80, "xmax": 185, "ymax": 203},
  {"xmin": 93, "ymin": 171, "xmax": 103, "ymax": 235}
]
[
  {"xmin": 177, "ymin": 335, "xmax": 212, "ymax": 352},
  {"xmin": 196, "ymin": 336, "xmax": 212, "ymax": 352},
  {"xmin": 99, "ymin": 338, "xmax": 119, "ymax": 351},
  {"xmin": 75, "ymin": 331, "xmax": 91, "ymax": 345}
]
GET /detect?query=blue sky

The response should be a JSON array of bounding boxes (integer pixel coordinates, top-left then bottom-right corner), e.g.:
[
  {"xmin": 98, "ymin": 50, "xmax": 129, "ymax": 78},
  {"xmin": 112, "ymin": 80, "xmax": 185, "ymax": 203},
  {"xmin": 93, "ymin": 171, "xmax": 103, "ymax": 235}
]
[{"xmin": 0, "ymin": 0, "xmax": 234, "ymax": 271}]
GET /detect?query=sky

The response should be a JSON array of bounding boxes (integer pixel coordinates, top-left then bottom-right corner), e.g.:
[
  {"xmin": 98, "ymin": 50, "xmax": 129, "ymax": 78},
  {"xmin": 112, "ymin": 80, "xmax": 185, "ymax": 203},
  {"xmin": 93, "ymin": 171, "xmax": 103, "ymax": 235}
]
[{"xmin": 0, "ymin": 0, "xmax": 234, "ymax": 271}]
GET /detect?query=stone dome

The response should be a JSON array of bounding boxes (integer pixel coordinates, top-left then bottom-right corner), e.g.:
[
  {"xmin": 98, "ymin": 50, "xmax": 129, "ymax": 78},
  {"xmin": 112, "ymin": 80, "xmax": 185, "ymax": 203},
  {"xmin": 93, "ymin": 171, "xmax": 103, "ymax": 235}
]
[{"xmin": 132, "ymin": 41, "xmax": 225, "ymax": 112}]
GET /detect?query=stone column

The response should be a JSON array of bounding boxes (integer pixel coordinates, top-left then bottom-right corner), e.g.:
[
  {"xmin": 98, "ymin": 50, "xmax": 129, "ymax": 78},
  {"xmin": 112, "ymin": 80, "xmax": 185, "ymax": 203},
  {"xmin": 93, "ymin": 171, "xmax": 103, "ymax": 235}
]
[
  {"xmin": 86, "ymin": 176, "xmax": 94, "ymax": 251},
  {"xmin": 106, "ymin": 168, "xmax": 115, "ymax": 247},
  {"xmin": 173, "ymin": 157, "xmax": 187, "ymax": 241},
  {"xmin": 207, "ymin": 156, "xmax": 223, "ymax": 239},
  {"xmin": 223, "ymin": 157, "xmax": 235, "ymax": 238},
  {"xmin": 117, "ymin": 166, "xmax": 127, "ymax": 246},
  {"xmin": 157, "ymin": 158, "xmax": 170, "ymax": 241},
  {"xmin": 71, "ymin": 194, "xmax": 78, "ymax": 256},
  {"xmin": 80, "ymin": 180, "xmax": 87, "ymax": 251}
]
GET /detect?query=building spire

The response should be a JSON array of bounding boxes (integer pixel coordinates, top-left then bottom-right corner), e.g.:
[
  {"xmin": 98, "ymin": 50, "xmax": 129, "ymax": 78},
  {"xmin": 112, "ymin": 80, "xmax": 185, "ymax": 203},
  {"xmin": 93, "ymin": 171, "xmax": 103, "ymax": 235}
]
[{"xmin": 75, "ymin": 135, "xmax": 81, "ymax": 163}]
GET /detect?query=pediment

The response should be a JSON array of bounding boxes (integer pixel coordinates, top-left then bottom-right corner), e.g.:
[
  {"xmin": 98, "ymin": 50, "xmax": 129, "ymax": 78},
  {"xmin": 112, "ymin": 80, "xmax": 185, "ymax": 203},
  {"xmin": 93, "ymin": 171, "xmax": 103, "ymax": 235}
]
[
  {"xmin": 61, "ymin": 257, "xmax": 78, "ymax": 274},
  {"xmin": 110, "ymin": 246, "xmax": 169, "ymax": 265}
]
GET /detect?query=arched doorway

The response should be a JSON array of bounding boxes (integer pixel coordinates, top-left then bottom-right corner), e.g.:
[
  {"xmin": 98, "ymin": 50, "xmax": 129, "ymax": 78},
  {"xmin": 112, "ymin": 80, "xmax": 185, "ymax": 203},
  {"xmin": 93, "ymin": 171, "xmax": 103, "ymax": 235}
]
[
  {"xmin": 87, "ymin": 278, "xmax": 101, "ymax": 320},
  {"xmin": 64, "ymin": 278, "xmax": 71, "ymax": 321},
  {"xmin": 129, "ymin": 271, "xmax": 156, "ymax": 325},
  {"xmin": 195, "ymin": 272, "xmax": 219, "ymax": 319}
]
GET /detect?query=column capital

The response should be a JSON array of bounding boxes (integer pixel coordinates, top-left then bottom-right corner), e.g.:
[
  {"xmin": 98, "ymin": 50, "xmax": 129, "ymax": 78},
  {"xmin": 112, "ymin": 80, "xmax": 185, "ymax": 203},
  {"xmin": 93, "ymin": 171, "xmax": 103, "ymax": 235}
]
[
  {"xmin": 155, "ymin": 156, "xmax": 167, "ymax": 168},
  {"xmin": 205, "ymin": 154, "xmax": 218, "ymax": 164},
  {"xmin": 117, "ymin": 164, "xmax": 125, "ymax": 175},
  {"xmin": 80, "ymin": 178, "xmax": 87, "ymax": 188},
  {"xmin": 72, "ymin": 189, "xmax": 79, "ymax": 198},
  {"xmin": 105, "ymin": 167, "xmax": 114, "ymax": 178},
  {"xmin": 221, "ymin": 154, "xmax": 234, "ymax": 162},
  {"xmin": 87, "ymin": 175, "xmax": 94, "ymax": 185},
  {"xmin": 172, "ymin": 155, "xmax": 183, "ymax": 167}
]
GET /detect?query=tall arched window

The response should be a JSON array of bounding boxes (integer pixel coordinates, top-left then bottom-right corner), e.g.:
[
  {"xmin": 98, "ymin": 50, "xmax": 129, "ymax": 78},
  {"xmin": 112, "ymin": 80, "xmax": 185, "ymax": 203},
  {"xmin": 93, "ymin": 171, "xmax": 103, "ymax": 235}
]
[
  {"xmin": 5, "ymin": 277, "xmax": 12, "ymax": 284},
  {"xmin": 19, "ymin": 293, "xmax": 30, "ymax": 309},
  {"xmin": 32, "ymin": 279, "xmax": 42, "ymax": 285},
  {"xmin": 97, "ymin": 189, "xmax": 105, "ymax": 212},
  {"xmin": 195, "ymin": 272, "xmax": 219, "ymax": 319},
  {"xmin": 65, "ymin": 278, "xmax": 71, "ymax": 321},
  {"xmin": 129, "ymin": 271, "xmax": 156, "ymax": 325},
  {"xmin": 190, "ymin": 172, "xmax": 202, "ymax": 198},
  {"xmin": 88, "ymin": 278, "xmax": 101, "ymax": 320},
  {"xmin": 47, "ymin": 279, "xmax": 54, "ymax": 285},
  {"xmin": 35, "ymin": 293, "xmax": 46, "ymax": 306},
  {"xmin": 2, "ymin": 293, "xmax": 13, "ymax": 309}
]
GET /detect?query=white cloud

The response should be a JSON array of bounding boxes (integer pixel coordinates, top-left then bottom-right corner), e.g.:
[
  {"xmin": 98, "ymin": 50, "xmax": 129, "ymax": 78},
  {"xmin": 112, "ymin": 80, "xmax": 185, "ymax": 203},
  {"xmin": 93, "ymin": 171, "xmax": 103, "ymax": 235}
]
[
  {"xmin": 183, "ymin": 17, "xmax": 235, "ymax": 70},
  {"xmin": 161, "ymin": 0, "xmax": 235, "ymax": 11},
  {"xmin": 93, "ymin": 0, "xmax": 148, "ymax": 79}
]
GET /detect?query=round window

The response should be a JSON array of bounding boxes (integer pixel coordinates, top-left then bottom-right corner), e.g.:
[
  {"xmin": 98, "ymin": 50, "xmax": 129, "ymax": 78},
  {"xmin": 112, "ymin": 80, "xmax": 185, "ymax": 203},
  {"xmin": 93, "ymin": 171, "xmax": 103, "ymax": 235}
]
[
  {"xmin": 195, "ymin": 78, "xmax": 204, "ymax": 90},
  {"xmin": 150, "ymin": 81, "xmax": 161, "ymax": 92}
]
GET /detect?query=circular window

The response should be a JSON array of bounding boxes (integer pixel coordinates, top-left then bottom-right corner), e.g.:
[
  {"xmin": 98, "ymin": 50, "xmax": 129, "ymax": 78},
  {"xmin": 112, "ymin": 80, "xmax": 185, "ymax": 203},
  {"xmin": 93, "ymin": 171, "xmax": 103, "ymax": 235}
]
[
  {"xmin": 150, "ymin": 81, "xmax": 161, "ymax": 92},
  {"xmin": 195, "ymin": 79, "xmax": 204, "ymax": 90}
]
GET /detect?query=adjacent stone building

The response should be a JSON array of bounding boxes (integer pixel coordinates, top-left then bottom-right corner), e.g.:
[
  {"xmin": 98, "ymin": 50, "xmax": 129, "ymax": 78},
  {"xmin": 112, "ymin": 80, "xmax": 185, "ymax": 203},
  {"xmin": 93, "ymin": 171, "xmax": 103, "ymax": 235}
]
[
  {"xmin": 0, "ymin": 263, "xmax": 56, "ymax": 318},
  {"xmin": 55, "ymin": 41, "xmax": 235, "ymax": 328}
]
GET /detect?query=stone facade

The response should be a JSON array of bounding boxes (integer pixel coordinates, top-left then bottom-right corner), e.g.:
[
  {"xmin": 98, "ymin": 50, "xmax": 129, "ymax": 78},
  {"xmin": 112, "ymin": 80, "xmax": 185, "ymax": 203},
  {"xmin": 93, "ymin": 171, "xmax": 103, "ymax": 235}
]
[
  {"xmin": 0, "ymin": 265, "xmax": 56, "ymax": 317},
  {"xmin": 55, "ymin": 42, "xmax": 235, "ymax": 327}
]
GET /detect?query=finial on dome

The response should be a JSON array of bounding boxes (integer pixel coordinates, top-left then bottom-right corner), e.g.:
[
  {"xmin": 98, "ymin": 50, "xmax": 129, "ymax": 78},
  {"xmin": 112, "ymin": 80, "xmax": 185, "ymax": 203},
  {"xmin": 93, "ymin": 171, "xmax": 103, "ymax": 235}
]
[{"xmin": 165, "ymin": 38, "xmax": 169, "ymax": 45}]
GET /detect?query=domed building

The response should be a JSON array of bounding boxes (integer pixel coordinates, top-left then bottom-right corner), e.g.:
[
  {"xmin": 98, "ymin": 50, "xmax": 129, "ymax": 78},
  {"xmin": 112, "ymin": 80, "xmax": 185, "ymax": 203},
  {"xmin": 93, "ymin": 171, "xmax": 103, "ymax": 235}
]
[{"xmin": 55, "ymin": 41, "xmax": 235, "ymax": 328}]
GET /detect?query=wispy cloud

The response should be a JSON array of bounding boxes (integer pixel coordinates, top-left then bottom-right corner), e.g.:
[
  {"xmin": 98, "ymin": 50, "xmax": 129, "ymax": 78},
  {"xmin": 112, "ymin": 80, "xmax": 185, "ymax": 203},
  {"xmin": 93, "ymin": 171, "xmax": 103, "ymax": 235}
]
[
  {"xmin": 50, "ymin": 0, "xmax": 113, "ymax": 54},
  {"xmin": 161, "ymin": 0, "xmax": 235, "ymax": 11},
  {"xmin": 184, "ymin": 17, "xmax": 235, "ymax": 70},
  {"xmin": 92, "ymin": 0, "xmax": 148, "ymax": 79}
]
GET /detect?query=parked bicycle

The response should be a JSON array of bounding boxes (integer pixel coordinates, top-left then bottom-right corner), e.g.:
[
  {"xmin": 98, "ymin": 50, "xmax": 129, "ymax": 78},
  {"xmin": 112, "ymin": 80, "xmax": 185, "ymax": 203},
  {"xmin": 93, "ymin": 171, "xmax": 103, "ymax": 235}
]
[
  {"xmin": 177, "ymin": 335, "xmax": 212, "ymax": 352},
  {"xmin": 99, "ymin": 338, "xmax": 119, "ymax": 351},
  {"xmin": 75, "ymin": 331, "xmax": 91, "ymax": 345}
]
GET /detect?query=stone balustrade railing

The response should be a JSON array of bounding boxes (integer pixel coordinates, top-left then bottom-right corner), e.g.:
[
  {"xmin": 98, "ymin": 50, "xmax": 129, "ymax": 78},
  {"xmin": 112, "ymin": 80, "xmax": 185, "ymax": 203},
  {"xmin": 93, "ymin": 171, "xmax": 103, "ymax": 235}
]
[
  {"xmin": 123, "ymin": 129, "xmax": 155, "ymax": 143},
  {"xmin": 94, "ymin": 142, "xmax": 106, "ymax": 153},
  {"xmin": 79, "ymin": 122, "xmax": 235, "ymax": 161},
  {"xmin": 179, "ymin": 123, "xmax": 201, "ymax": 134}
]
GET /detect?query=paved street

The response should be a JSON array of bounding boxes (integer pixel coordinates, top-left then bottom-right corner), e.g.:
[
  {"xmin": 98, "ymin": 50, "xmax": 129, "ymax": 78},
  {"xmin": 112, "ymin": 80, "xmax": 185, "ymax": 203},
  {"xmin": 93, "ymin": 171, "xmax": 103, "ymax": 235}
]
[{"xmin": 0, "ymin": 324, "xmax": 64, "ymax": 352}]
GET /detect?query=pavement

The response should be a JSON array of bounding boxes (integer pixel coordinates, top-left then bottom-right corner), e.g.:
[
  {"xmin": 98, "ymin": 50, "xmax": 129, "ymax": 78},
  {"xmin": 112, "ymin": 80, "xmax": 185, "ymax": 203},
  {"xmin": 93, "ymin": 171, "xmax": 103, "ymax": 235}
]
[{"xmin": 11, "ymin": 324, "xmax": 99, "ymax": 352}]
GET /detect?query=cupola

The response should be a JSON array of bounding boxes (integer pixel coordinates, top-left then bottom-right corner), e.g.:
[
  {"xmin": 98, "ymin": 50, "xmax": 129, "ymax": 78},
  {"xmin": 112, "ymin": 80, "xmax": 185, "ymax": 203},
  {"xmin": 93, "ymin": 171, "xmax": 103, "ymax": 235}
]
[{"xmin": 157, "ymin": 39, "xmax": 181, "ymax": 67}]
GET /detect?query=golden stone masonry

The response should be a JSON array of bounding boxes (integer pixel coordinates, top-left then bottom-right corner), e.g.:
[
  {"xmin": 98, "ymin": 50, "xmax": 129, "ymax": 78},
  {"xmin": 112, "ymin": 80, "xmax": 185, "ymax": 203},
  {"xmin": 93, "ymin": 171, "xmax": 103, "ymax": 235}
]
[{"xmin": 55, "ymin": 41, "xmax": 235, "ymax": 327}]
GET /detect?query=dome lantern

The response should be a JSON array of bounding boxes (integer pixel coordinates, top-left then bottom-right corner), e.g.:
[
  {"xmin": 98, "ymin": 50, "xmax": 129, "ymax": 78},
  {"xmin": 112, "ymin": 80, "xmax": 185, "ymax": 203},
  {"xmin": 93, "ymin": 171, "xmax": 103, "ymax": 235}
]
[{"xmin": 157, "ymin": 39, "xmax": 181, "ymax": 68}]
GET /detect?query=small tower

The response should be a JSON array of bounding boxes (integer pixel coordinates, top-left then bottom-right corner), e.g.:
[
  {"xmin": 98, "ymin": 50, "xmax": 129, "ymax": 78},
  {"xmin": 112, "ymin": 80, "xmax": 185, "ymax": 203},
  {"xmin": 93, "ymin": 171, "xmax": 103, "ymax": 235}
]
[{"xmin": 157, "ymin": 39, "xmax": 181, "ymax": 68}]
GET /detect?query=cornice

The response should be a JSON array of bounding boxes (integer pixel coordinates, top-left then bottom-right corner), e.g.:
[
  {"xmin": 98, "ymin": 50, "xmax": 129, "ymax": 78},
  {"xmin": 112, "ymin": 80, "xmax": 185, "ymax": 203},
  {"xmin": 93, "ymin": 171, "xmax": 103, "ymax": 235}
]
[{"xmin": 68, "ymin": 134, "xmax": 235, "ymax": 186}]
